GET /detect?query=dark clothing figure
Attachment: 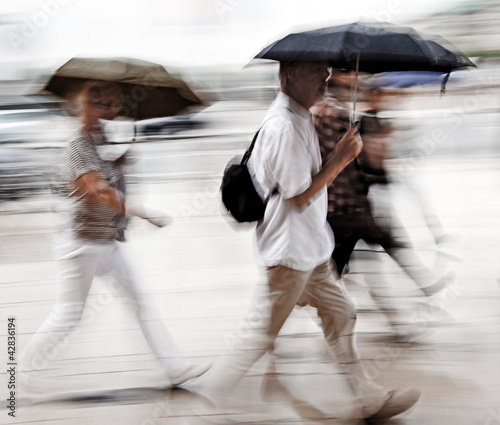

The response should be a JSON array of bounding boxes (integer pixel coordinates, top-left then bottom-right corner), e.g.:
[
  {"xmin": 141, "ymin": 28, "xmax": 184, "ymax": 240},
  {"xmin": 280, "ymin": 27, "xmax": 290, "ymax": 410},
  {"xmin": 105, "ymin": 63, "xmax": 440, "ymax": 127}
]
[
  {"xmin": 314, "ymin": 94, "xmax": 453, "ymax": 302},
  {"xmin": 313, "ymin": 96, "xmax": 404, "ymax": 275}
]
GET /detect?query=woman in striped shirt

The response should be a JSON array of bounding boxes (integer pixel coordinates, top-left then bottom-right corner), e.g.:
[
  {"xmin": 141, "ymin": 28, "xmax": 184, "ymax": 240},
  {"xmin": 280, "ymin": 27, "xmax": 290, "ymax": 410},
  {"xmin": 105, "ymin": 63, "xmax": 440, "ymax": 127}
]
[{"xmin": 19, "ymin": 81, "xmax": 210, "ymax": 395}]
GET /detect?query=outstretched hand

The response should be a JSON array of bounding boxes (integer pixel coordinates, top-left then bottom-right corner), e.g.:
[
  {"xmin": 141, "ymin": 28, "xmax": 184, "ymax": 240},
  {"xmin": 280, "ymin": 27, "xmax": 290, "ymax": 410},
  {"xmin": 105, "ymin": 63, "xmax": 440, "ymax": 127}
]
[
  {"xmin": 126, "ymin": 202, "xmax": 173, "ymax": 228},
  {"xmin": 146, "ymin": 214, "xmax": 173, "ymax": 228}
]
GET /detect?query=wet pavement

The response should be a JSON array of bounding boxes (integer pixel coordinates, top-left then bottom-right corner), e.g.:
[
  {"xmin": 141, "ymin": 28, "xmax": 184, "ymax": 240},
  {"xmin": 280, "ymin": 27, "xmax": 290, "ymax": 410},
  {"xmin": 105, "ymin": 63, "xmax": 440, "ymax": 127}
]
[{"xmin": 0, "ymin": 127, "xmax": 500, "ymax": 424}]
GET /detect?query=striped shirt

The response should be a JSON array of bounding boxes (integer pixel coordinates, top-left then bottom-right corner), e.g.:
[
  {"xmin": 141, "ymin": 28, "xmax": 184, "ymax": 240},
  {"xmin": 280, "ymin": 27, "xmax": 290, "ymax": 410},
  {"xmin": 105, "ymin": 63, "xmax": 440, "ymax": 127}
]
[{"xmin": 66, "ymin": 128, "xmax": 127, "ymax": 242}]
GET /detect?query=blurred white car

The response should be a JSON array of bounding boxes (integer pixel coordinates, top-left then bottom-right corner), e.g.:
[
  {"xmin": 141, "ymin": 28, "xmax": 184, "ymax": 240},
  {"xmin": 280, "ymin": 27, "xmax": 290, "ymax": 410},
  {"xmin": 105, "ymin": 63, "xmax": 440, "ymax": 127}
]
[
  {"xmin": 0, "ymin": 108, "xmax": 74, "ymax": 144},
  {"xmin": 0, "ymin": 105, "xmax": 76, "ymax": 200}
]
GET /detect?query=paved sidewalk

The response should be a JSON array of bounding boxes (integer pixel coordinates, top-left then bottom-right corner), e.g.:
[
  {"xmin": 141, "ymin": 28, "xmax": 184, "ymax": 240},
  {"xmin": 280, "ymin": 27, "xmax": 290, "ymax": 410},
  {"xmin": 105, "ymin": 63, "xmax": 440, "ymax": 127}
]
[{"xmin": 1, "ymin": 154, "xmax": 500, "ymax": 424}]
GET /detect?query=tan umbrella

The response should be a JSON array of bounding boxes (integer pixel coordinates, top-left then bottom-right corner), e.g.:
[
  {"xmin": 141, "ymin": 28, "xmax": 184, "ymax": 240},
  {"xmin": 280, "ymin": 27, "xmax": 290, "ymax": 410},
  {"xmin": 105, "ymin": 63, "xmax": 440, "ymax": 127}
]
[{"xmin": 44, "ymin": 57, "xmax": 203, "ymax": 119}]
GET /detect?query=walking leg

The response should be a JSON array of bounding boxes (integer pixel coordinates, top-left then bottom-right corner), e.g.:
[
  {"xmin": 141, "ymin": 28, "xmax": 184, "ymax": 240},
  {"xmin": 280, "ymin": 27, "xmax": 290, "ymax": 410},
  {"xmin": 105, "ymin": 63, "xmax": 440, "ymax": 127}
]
[
  {"xmin": 104, "ymin": 243, "xmax": 189, "ymax": 374},
  {"xmin": 300, "ymin": 260, "xmax": 387, "ymax": 417},
  {"xmin": 19, "ymin": 236, "xmax": 100, "ymax": 378},
  {"xmin": 210, "ymin": 266, "xmax": 311, "ymax": 400}
]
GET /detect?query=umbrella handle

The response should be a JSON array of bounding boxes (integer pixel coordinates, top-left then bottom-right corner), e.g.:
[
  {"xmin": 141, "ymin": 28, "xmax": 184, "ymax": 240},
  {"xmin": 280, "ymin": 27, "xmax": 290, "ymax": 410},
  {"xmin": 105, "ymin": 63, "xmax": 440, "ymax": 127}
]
[
  {"xmin": 352, "ymin": 120, "xmax": 360, "ymax": 169},
  {"xmin": 440, "ymin": 71, "xmax": 451, "ymax": 96}
]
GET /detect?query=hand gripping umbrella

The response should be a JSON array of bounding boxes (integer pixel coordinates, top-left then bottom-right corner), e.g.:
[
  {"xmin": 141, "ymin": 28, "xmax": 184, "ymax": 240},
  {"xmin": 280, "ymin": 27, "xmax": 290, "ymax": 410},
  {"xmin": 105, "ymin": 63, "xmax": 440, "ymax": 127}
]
[
  {"xmin": 44, "ymin": 57, "xmax": 203, "ymax": 120},
  {"xmin": 254, "ymin": 21, "xmax": 474, "ymax": 124}
]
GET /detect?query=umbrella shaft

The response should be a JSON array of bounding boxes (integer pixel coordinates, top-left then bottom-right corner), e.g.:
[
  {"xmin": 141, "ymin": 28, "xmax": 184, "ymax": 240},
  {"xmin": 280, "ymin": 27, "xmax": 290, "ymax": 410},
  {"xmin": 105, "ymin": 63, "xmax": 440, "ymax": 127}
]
[{"xmin": 351, "ymin": 53, "xmax": 360, "ymax": 127}]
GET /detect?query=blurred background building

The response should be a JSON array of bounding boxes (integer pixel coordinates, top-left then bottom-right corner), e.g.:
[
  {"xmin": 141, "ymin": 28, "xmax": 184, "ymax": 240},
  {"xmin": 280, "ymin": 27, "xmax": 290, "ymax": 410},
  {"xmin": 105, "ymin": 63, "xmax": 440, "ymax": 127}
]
[{"xmin": 414, "ymin": 0, "xmax": 500, "ymax": 61}]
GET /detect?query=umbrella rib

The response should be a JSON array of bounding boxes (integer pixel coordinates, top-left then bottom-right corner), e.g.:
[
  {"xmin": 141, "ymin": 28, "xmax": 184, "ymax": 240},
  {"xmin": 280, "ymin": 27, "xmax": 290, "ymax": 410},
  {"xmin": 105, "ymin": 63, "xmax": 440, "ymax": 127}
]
[
  {"xmin": 351, "ymin": 53, "xmax": 360, "ymax": 126},
  {"xmin": 409, "ymin": 34, "xmax": 440, "ymax": 68},
  {"xmin": 338, "ymin": 26, "xmax": 349, "ymax": 65}
]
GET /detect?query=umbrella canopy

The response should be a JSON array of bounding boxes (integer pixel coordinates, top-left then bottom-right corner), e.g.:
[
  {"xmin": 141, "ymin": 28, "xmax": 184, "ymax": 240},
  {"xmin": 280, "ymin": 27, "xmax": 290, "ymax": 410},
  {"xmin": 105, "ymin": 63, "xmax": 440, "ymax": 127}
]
[
  {"xmin": 254, "ymin": 21, "xmax": 474, "ymax": 74},
  {"xmin": 367, "ymin": 70, "xmax": 465, "ymax": 89},
  {"xmin": 44, "ymin": 57, "xmax": 203, "ymax": 120},
  {"xmin": 254, "ymin": 22, "xmax": 474, "ymax": 124}
]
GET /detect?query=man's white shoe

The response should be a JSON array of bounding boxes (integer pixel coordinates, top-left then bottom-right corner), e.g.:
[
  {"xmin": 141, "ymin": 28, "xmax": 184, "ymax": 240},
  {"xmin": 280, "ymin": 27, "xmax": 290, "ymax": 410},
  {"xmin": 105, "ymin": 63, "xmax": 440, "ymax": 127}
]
[
  {"xmin": 364, "ymin": 387, "xmax": 421, "ymax": 424},
  {"xmin": 169, "ymin": 363, "xmax": 212, "ymax": 387}
]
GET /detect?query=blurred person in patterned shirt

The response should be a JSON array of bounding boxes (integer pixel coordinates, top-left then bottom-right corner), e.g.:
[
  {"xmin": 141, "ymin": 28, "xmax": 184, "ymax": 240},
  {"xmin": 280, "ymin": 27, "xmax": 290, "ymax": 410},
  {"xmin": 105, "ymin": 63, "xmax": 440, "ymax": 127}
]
[
  {"xmin": 19, "ymin": 81, "xmax": 210, "ymax": 396},
  {"xmin": 313, "ymin": 75, "xmax": 455, "ymax": 338}
]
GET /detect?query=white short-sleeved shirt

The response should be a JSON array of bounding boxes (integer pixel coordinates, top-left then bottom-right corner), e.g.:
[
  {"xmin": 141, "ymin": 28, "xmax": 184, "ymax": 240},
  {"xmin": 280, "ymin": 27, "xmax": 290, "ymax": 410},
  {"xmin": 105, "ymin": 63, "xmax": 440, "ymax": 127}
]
[{"xmin": 250, "ymin": 92, "xmax": 334, "ymax": 271}]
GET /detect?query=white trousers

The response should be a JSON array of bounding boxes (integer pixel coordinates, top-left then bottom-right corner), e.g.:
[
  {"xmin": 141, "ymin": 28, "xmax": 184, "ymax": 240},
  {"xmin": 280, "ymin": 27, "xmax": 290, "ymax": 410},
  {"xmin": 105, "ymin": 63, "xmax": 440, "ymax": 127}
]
[{"xmin": 20, "ymin": 232, "xmax": 188, "ymax": 377}]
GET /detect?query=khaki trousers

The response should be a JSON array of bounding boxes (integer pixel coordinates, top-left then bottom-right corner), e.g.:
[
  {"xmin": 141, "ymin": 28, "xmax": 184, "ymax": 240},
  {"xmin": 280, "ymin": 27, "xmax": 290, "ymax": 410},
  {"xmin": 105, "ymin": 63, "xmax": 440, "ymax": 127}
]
[{"xmin": 214, "ymin": 260, "xmax": 386, "ymax": 415}]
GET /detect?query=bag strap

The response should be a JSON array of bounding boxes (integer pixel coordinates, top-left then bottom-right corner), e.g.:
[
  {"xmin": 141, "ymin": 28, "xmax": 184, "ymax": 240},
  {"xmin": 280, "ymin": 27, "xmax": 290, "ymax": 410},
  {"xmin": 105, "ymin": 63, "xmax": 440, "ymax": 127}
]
[
  {"xmin": 240, "ymin": 126, "xmax": 279, "ymax": 200},
  {"xmin": 241, "ymin": 108, "xmax": 293, "ymax": 166},
  {"xmin": 241, "ymin": 129, "xmax": 260, "ymax": 166}
]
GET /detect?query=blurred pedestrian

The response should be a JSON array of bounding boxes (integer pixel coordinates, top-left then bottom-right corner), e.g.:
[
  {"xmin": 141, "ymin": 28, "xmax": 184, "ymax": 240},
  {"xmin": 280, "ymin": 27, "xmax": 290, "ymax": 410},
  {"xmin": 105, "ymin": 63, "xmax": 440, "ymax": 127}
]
[
  {"xmin": 205, "ymin": 62, "xmax": 420, "ymax": 423},
  {"xmin": 376, "ymin": 91, "xmax": 457, "ymax": 248},
  {"xmin": 19, "ymin": 81, "xmax": 210, "ymax": 397},
  {"xmin": 312, "ymin": 76, "xmax": 455, "ymax": 338}
]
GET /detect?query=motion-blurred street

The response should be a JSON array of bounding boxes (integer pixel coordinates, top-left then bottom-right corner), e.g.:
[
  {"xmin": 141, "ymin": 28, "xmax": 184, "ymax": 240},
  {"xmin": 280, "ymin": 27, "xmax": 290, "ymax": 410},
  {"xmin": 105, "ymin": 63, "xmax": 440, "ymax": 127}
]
[
  {"xmin": 0, "ymin": 93, "xmax": 500, "ymax": 424},
  {"xmin": 1, "ymin": 0, "xmax": 500, "ymax": 423}
]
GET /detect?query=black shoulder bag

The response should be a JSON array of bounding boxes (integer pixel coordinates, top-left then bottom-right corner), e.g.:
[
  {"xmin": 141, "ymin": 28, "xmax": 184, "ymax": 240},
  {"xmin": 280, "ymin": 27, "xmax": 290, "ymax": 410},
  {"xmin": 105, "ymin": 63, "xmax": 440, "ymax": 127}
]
[{"xmin": 220, "ymin": 130, "xmax": 266, "ymax": 223}]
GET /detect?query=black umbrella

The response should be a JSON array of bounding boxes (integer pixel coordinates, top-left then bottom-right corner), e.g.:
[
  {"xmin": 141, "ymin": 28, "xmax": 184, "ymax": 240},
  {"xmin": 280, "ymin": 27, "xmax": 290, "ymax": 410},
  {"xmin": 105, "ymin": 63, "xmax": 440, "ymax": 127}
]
[
  {"xmin": 44, "ymin": 57, "xmax": 203, "ymax": 120},
  {"xmin": 255, "ymin": 21, "xmax": 473, "ymax": 73},
  {"xmin": 254, "ymin": 21, "xmax": 474, "ymax": 122}
]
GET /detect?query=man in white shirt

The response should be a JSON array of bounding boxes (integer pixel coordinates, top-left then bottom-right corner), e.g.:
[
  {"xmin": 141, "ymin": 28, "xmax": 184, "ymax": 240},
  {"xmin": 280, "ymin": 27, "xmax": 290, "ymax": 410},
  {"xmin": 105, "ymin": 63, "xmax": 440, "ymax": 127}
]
[{"xmin": 211, "ymin": 62, "xmax": 420, "ymax": 423}]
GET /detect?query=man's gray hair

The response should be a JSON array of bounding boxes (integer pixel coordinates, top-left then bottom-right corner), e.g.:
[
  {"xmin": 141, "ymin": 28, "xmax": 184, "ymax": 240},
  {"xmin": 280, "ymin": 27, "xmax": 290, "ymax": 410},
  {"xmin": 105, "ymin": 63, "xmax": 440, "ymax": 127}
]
[{"xmin": 279, "ymin": 61, "xmax": 300, "ymax": 90}]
